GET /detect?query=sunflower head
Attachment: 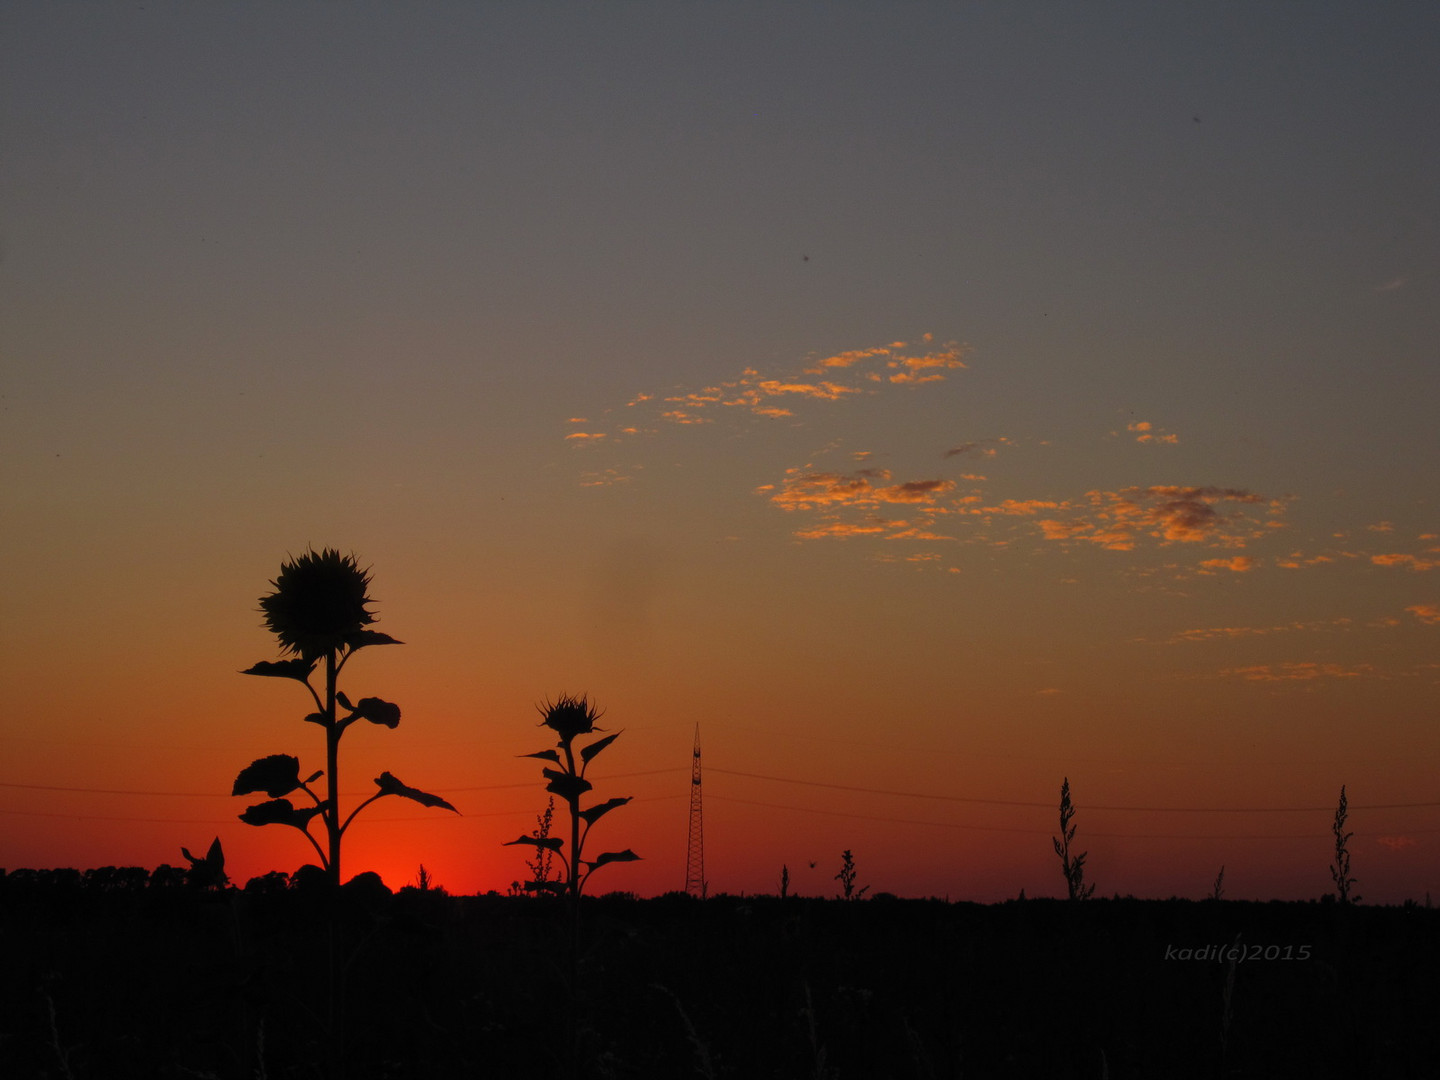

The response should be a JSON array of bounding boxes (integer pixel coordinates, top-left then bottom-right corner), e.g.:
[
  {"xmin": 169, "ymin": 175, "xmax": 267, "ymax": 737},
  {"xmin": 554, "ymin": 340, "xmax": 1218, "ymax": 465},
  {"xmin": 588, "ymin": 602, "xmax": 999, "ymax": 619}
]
[
  {"xmin": 538, "ymin": 693, "xmax": 603, "ymax": 741},
  {"xmin": 259, "ymin": 548, "xmax": 376, "ymax": 660}
]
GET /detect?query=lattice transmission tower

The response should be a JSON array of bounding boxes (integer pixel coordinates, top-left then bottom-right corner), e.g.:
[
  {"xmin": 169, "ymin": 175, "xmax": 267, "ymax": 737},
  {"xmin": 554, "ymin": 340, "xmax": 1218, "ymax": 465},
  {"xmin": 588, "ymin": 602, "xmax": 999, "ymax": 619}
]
[{"xmin": 684, "ymin": 723, "xmax": 706, "ymax": 897}]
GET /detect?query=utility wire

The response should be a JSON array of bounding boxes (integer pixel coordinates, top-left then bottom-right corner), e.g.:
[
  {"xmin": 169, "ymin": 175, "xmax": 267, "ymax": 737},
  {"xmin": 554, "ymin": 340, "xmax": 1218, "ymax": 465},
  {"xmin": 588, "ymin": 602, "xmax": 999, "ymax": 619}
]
[
  {"xmin": 0, "ymin": 768, "xmax": 685, "ymax": 799},
  {"xmin": 707, "ymin": 794, "xmax": 1440, "ymax": 841},
  {"xmin": 2, "ymin": 766, "xmax": 1433, "ymax": 820},
  {"xmin": 708, "ymin": 768, "xmax": 1440, "ymax": 813}
]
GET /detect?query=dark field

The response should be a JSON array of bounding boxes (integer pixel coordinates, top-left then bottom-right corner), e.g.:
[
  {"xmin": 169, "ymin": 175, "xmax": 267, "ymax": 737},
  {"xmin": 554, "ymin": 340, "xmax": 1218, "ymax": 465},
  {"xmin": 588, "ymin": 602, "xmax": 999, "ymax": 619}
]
[{"xmin": 3, "ymin": 873, "xmax": 1436, "ymax": 1079}]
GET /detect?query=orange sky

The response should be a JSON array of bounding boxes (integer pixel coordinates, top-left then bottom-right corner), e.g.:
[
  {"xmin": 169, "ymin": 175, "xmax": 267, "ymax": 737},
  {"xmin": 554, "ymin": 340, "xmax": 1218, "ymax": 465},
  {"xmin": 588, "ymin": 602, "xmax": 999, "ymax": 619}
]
[{"xmin": 3, "ymin": 4, "xmax": 1437, "ymax": 902}]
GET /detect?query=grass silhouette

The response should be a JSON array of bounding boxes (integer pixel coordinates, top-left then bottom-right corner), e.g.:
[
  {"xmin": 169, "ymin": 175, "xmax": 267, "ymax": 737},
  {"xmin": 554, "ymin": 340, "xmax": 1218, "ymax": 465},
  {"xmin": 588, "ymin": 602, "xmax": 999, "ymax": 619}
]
[{"xmin": 1053, "ymin": 776, "xmax": 1097, "ymax": 901}]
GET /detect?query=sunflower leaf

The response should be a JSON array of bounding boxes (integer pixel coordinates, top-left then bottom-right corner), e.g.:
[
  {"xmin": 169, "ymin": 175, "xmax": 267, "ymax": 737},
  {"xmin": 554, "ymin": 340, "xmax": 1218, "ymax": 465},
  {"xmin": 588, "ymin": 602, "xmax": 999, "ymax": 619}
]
[
  {"xmin": 580, "ymin": 731, "xmax": 621, "ymax": 765},
  {"xmin": 502, "ymin": 835, "xmax": 564, "ymax": 852},
  {"xmin": 232, "ymin": 754, "xmax": 303, "ymax": 798},
  {"xmin": 585, "ymin": 850, "xmax": 640, "ymax": 870},
  {"xmin": 241, "ymin": 659, "xmax": 316, "ymax": 682},
  {"xmin": 346, "ymin": 630, "xmax": 404, "ymax": 651},
  {"xmin": 521, "ymin": 749, "xmax": 561, "ymax": 763},
  {"xmin": 350, "ymin": 696, "xmax": 400, "ymax": 729},
  {"xmin": 374, "ymin": 772, "xmax": 457, "ymax": 813},
  {"xmin": 543, "ymin": 768, "xmax": 592, "ymax": 802},
  {"xmin": 579, "ymin": 797, "xmax": 631, "ymax": 825},
  {"xmin": 239, "ymin": 798, "xmax": 322, "ymax": 829}
]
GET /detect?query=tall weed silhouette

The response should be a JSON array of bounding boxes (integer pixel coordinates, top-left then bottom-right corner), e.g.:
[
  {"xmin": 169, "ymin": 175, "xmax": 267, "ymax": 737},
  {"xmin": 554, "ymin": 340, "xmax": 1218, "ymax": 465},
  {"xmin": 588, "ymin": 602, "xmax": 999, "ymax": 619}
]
[
  {"xmin": 1330, "ymin": 784, "xmax": 1360, "ymax": 904},
  {"xmin": 835, "ymin": 849, "xmax": 868, "ymax": 900},
  {"xmin": 1053, "ymin": 777, "xmax": 1095, "ymax": 900}
]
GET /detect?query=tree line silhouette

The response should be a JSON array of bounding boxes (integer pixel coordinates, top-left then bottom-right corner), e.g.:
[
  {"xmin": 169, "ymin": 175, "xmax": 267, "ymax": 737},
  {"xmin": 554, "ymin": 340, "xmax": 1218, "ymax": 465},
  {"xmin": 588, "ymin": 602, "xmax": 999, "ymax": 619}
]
[{"xmin": 0, "ymin": 549, "xmax": 1416, "ymax": 1079}]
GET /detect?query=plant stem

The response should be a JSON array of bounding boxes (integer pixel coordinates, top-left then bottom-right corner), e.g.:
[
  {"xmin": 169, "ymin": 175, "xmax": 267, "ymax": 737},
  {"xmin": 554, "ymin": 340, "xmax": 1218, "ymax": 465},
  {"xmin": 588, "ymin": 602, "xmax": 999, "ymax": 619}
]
[{"xmin": 325, "ymin": 649, "xmax": 341, "ymax": 887}]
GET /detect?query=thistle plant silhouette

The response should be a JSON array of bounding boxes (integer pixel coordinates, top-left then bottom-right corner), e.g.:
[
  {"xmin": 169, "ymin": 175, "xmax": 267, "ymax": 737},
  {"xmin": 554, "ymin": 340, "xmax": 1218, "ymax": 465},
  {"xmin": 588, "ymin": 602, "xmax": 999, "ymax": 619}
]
[
  {"xmin": 504, "ymin": 694, "xmax": 639, "ymax": 899},
  {"xmin": 180, "ymin": 837, "xmax": 228, "ymax": 891},
  {"xmin": 835, "ymin": 849, "xmax": 868, "ymax": 900},
  {"xmin": 232, "ymin": 549, "xmax": 457, "ymax": 888},
  {"xmin": 523, "ymin": 797, "xmax": 558, "ymax": 895}
]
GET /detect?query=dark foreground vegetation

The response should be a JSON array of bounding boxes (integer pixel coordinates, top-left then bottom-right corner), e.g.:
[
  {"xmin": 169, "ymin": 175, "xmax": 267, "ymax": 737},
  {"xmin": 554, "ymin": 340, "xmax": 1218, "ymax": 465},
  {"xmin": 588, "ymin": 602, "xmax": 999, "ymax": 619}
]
[{"xmin": 3, "ymin": 870, "xmax": 1436, "ymax": 1080}]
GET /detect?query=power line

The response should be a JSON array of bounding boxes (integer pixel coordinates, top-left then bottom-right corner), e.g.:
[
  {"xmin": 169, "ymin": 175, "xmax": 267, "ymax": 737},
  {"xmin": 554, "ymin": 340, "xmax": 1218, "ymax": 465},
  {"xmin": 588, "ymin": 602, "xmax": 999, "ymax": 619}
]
[
  {"xmin": 708, "ymin": 795, "xmax": 1440, "ymax": 841},
  {"xmin": 708, "ymin": 768, "xmax": 1440, "ymax": 813},
  {"xmin": 0, "ymin": 768, "xmax": 686, "ymax": 800},
  {"xmin": 3, "ymin": 765, "xmax": 1433, "ymax": 819},
  {"xmin": 0, "ymin": 792, "xmax": 686, "ymax": 826}
]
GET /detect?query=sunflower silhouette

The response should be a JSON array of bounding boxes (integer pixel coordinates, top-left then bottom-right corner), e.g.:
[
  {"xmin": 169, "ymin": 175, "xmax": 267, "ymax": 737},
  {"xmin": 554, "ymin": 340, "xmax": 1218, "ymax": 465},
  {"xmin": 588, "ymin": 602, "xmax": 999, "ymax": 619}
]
[{"xmin": 260, "ymin": 548, "xmax": 376, "ymax": 660}]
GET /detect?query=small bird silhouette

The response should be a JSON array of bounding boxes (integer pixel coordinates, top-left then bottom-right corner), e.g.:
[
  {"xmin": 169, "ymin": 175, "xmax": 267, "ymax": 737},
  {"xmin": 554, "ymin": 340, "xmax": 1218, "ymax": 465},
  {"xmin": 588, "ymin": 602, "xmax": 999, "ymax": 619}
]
[
  {"xmin": 802, "ymin": 254, "xmax": 809, "ymax": 261},
  {"xmin": 808, "ymin": 860, "xmax": 817, "ymax": 869}
]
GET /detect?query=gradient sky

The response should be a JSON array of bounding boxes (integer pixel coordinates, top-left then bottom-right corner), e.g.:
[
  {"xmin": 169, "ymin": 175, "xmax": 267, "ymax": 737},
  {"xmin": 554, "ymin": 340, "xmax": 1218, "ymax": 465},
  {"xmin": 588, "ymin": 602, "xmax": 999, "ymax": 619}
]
[{"xmin": 3, "ymin": 2, "xmax": 1437, "ymax": 903}]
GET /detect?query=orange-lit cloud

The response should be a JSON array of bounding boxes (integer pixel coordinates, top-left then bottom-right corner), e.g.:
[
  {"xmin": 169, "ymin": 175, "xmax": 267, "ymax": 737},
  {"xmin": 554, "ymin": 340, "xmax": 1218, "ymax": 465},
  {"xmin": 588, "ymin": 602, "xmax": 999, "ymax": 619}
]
[
  {"xmin": 979, "ymin": 498, "xmax": 1064, "ymax": 516},
  {"xmin": 883, "ymin": 527, "xmax": 954, "ymax": 541},
  {"xmin": 1125, "ymin": 420, "xmax": 1179, "ymax": 444},
  {"xmin": 1376, "ymin": 835, "xmax": 1418, "ymax": 850},
  {"xmin": 1372, "ymin": 553, "xmax": 1440, "ymax": 571},
  {"xmin": 1276, "ymin": 552, "xmax": 1335, "ymax": 569},
  {"xmin": 1037, "ymin": 486, "xmax": 1286, "ymax": 552},
  {"xmin": 1163, "ymin": 618, "xmax": 1354, "ymax": 644},
  {"xmin": 761, "ymin": 468, "xmax": 956, "ymax": 512},
  {"xmin": 582, "ymin": 339, "xmax": 971, "ymax": 444},
  {"xmin": 803, "ymin": 344, "xmax": 899, "ymax": 371},
  {"xmin": 1405, "ymin": 604, "xmax": 1440, "ymax": 625},
  {"xmin": 872, "ymin": 550, "xmax": 945, "ymax": 564},
  {"xmin": 579, "ymin": 467, "xmax": 634, "ymax": 487},
  {"xmin": 885, "ymin": 350, "xmax": 969, "ymax": 384},
  {"xmin": 943, "ymin": 437, "xmax": 1011, "ymax": 459},
  {"xmin": 792, "ymin": 520, "xmax": 895, "ymax": 539},
  {"xmin": 1199, "ymin": 556, "xmax": 1256, "ymax": 573}
]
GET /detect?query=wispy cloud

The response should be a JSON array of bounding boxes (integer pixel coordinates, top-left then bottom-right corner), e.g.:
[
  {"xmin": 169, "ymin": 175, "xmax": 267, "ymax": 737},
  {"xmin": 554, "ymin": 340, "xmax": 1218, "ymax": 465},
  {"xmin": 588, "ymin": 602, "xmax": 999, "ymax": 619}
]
[
  {"xmin": 793, "ymin": 520, "xmax": 896, "ymax": 539},
  {"xmin": 1220, "ymin": 661, "xmax": 1378, "ymax": 682},
  {"xmin": 1122, "ymin": 420, "xmax": 1179, "ymax": 444},
  {"xmin": 1376, "ymin": 835, "xmax": 1418, "ymax": 850},
  {"xmin": 1406, "ymin": 604, "xmax": 1440, "ymax": 625},
  {"xmin": 1161, "ymin": 618, "xmax": 1355, "ymax": 644},
  {"xmin": 1276, "ymin": 551, "xmax": 1336, "ymax": 569},
  {"xmin": 1372, "ymin": 551, "xmax": 1440, "ymax": 571},
  {"xmin": 943, "ymin": 437, "xmax": 1012, "ymax": 459},
  {"xmin": 759, "ymin": 467, "xmax": 957, "ymax": 511},
  {"xmin": 579, "ymin": 466, "xmax": 634, "ymax": 487},
  {"xmin": 1036, "ymin": 487, "xmax": 1287, "ymax": 552},
  {"xmin": 1199, "ymin": 555, "xmax": 1257, "ymax": 573},
  {"xmin": 577, "ymin": 338, "xmax": 972, "ymax": 446}
]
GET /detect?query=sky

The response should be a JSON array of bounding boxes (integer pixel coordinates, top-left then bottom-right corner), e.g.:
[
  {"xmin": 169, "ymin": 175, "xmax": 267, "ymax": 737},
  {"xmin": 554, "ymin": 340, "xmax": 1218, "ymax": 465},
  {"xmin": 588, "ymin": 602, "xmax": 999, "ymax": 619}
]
[{"xmin": 2, "ymin": 2, "xmax": 1437, "ymax": 903}]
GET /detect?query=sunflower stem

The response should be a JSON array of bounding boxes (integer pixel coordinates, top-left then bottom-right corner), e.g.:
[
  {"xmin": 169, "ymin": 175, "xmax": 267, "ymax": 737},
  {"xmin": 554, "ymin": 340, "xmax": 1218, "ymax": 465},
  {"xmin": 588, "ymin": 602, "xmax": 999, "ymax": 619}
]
[
  {"xmin": 325, "ymin": 648, "xmax": 341, "ymax": 887},
  {"xmin": 339, "ymin": 791, "xmax": 386, "ymax": 838}
]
